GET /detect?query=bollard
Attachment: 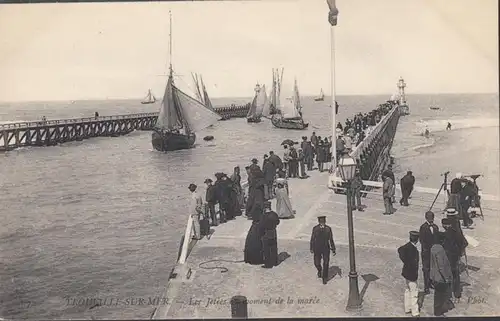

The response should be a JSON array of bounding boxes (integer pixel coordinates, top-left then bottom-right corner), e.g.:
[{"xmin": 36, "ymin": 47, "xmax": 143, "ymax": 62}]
[{"xmin": 230, "ymin": 295, "xmax": 248, "ymax": 319}]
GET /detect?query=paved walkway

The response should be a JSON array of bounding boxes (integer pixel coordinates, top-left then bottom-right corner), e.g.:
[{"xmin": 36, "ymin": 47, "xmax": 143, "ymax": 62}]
[{"xmin": 156, "ymin": 170, "xmax": 500, "ymax": 318}]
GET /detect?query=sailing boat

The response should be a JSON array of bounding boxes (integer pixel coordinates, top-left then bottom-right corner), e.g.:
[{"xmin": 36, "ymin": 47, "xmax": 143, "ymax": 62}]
[
  {"xmin": 271, "ymin": 78, "xmax": 308, "ymax": 130},
  {"xmin": 247, "ymin": 84, "xmax": 267, "ymax": 123},
  {"xmin": 269, "ymin": 68, "xmax": 283, "ymax": 115},
  {"xmin": 151, "ymin": 12, "xmax": 221, "ymax": 152},
  {"xmin": 314, "ymin": 89, "xmax": 324, "ymax": 101},
  {"xmin": 141, "ymin": 89, "xmax": 157, "ymax": 104}
]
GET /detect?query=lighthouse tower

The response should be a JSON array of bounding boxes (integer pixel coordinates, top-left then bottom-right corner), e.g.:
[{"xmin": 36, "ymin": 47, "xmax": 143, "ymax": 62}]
[{"xmin": 397, "ymin": 77, "xmax": 410, "ymax": 115}]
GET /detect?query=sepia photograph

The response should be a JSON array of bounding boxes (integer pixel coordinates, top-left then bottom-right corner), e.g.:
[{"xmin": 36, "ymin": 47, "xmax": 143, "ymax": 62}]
[{"xmin": 0, "ymin": 0, "xmax": 498, "ymax": 319}]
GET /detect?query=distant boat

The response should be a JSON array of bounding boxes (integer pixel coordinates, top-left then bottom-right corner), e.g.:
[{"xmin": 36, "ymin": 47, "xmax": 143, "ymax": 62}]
[
  {"xmin": 271, "ymin": 78, "xmax": 308, "ymax": 130},
  {"xmin": 151, "ymin": 11, "xmax": 221, "ymax": 152},
  {"xmin": 429, "ymin": 106, "xmax": 440, "ymax": 110},
  {"xmin": 247, "ymin": 84, "xmax": 268, "ymax": 123},
  {"xmin": 141, "ymin": 89, "xmax": 157, "ymax": 104},
  {"xmin": 314, "ymin": 89, "xmax": 324, "ymax": 101}
]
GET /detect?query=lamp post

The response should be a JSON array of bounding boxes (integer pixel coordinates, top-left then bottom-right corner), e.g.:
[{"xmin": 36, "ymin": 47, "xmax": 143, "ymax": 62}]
[
  {"xmin": 338, "ymin": 155, "xmax": 362, "ymax": 311},
  {"xmin": 327, "ymin": 0, "xmax": 339, "ymax": 175}
]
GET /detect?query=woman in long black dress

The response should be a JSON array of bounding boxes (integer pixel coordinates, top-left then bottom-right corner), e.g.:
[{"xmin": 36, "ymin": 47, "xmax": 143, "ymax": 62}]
[{"xmin": 244, "ymin": 220, "xmax": 264, "ymax": 265}]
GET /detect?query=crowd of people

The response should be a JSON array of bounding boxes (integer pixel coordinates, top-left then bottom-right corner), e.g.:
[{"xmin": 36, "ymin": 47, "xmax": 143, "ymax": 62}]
[{"xmin": 398, "ymin": 207, "xmax": 469, "ymax": 317}]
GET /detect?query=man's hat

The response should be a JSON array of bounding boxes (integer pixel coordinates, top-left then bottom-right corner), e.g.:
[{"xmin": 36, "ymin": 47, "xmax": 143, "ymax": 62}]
[
  {"xmin": 441, "ymin": 218, "xmax": 452, "ymax": 225},
  {"xmin": 456, "ymin": 172, "xmax": 463, "ymax": 179},
  {"xmin": 264, "ymin": 154, "xmax": 268, "ymax": 158},
  {"xmin": 245, "ymin": 165, "xmax": 250, "ymax": 169},
  {"xmin": 251, "ymin": 158, "xmax": 258, "ymax": 163},
  {"xmin": 425, "ymin": 210, "xmax": 434, "ymax": 217},
  {"xmin": 215, "ymin": 172, "xmax": 223, "ymax": 178},
  {"xmin": 188, "ymin": 183, "xmax": 197, "ymax": 190},
  {"xmin": 317, "ymin": 215, "xmax": 326, "ymax": 221},
  {"xmin": 446, "ymin": 208, "xmax": 458, "ymax": 216},
  {"xmin": 409, "ymin": 231, "xmax": 419, "ymax": 237},
  {"xmin": 204, "ymin": 178, "xmax": 212, "ymax": 184}
]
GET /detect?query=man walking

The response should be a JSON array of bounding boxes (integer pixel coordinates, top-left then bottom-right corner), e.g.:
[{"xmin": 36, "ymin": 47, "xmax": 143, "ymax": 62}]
[
  {"xmin": 397, "ymin": 231, "xmax": 420, "ymax": 317},
  {"xmin": 310, "ymin": 216, "xmax": 336, "ymax": 285},
  {"xmin": 419, "ymin": 211, "xmax": 439, "ymax": 294},
  {"xmin": 400, "ymin": 171, "xmax": 415, "ymax": 206}
]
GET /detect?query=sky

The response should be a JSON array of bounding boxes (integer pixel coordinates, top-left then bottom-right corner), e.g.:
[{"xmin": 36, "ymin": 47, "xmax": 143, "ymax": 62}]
[{"xmin": 0, "ymin": 0, "xmax": 498, "ymax": 101}]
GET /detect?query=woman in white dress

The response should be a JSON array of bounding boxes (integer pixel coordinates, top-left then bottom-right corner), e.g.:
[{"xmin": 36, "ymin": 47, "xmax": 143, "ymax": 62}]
[{"xmin": 275, "ymin": 170, "xmax": 294, "ymax": 219}]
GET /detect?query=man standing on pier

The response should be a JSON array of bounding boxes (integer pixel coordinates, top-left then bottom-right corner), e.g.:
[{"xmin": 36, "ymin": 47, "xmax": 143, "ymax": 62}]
[
  {"xmin": 419, "ymin": 211, "xmax": 439, "ymax": 294},
  {"xmin": 268, "ymin": 151, "xmax": 283, "ymax": 171},
  {"xmin": 204, "ymin": 178, "xmax": 218, "ymax": 226},
  {"xmin": 261, "ymin": 201, "xmax": 280, "ymax": 268},
  {"xmin": 310, "ymin": 216, "xmax": 336, "ymax": 285},
  {"xmin": 397, "ymin": 231, "xmax": 420, "ymax": 317},
  {"xmin": 262, "ymin": 155, "xmax": 276, "ymax": 200},
  {"xmin": 383, "ymin": 175, "xmax": 395, "ymax": 215}
]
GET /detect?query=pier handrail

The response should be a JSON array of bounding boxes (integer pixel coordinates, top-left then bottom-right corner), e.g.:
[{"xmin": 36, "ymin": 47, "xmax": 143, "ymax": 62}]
[
  {"xmin": 178, "ymin": 215, "xmax": 194, "ymax": 265},
  {"xmin": 328, "ymin": 176, "xmax": 499, "ymax": 201},
  {"xmin": 0, "ymin": 112, "xmax": 159, "ymax": 130},
  {"xmin": 350, "ymin": 105, "xmax": 398, "ymax": 159}
]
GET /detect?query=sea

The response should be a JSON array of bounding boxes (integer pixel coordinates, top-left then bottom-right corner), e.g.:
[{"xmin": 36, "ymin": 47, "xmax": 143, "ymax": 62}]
[{"xmin": 0, "ymin": 93, "xmax": 498, "ymax": 319}]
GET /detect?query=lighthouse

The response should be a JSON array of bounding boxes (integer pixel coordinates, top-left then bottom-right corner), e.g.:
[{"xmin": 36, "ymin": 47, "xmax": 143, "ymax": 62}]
[{"xmin": 397, "ymin": 77, "xmax": 410, "ymax": 115}]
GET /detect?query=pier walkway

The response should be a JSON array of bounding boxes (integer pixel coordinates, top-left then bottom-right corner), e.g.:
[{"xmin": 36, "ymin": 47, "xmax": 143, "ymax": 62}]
[{"xmin": 154, "ymin": 170, "xmax": 500, "ymax": 319}]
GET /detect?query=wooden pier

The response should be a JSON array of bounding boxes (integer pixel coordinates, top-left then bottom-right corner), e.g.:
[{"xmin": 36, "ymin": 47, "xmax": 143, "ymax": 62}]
[
  {"xmin": 0, "ymin": 103, "xmax": 251, "ymax": 151},
  {"xmin": 0, "ymin": 113, "xmax": 157, "ymax": 151}
]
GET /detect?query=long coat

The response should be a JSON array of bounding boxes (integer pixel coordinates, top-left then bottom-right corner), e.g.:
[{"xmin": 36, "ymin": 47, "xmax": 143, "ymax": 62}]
[
  {"xmin": 397, "ymin": 242, "xmax": 419, "ymax": 282},
  {"xmin": 430, "ymin": 244, "xmax": 453, "ymax": 283},
  {"xmin": 383, "ymin": 177, "xmax": 395, "ymax": 198},
  {"xmin": 263, "ymin": 160, "xmax": 276, "ymax": 185}
]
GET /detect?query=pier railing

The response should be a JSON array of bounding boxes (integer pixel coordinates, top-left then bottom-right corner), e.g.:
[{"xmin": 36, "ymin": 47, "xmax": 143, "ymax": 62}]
[{"xmin": 0, "ymin": 112, "xmax": 158, "ymax": 130}]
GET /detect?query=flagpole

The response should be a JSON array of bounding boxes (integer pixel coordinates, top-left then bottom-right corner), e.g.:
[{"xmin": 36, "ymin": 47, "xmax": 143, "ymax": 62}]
[{"xmin": 330, "ymin": 25, "xmax": 337, "ymax": 170}]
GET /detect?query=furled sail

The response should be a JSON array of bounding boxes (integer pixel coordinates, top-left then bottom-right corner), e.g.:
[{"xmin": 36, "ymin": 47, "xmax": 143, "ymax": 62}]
[
  {"xmin": 260, "ymin": 85, "xmax": 270, "ymax": 116},
  {"xmin": 201, "ymin": 77, "xmax": 215, "ymax": 111},
  {"xmin": 155, "ymin": 76, "xmax": 183, "ymax": 130},
  {"xmin": 191, "ymin": 73, "xmax": 204, "ymax": 104},
  {"xmin": 175, "ymin": 86, "xmax": 221, "ymax": 132},
  {"xmin": 294, "ymin": 79, "xmax": 302, "ymax": 114}
]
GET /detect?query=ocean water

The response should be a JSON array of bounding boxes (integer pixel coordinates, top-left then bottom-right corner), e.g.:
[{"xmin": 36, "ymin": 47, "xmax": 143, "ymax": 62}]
[{"xmin": 0, "ymin": 93, "xmax": 498, "ymax": 319}]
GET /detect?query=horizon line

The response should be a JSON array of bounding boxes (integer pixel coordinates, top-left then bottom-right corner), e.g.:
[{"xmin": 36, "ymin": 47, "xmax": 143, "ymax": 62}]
[{"xmin": 0, "ymin": 92, "xmax": 498, "ymax": 104}]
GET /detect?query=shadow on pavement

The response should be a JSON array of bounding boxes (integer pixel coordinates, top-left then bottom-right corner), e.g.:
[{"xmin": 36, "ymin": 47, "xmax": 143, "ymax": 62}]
[{"xmin": 360, "ymin": 274, "xmax": 380, "ymax": 301}]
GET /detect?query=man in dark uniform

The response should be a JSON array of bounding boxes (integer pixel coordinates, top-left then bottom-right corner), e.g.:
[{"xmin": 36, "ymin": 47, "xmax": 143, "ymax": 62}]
[
  {"xmin": 310, "ymin": 216, "xmax": 336, "ymax": 284},
  {"xmin": 397, "ymin": 231, "xmax": 420, "ymax": 317},
  {"xmin": 419, "ymin": 211, "xmax": 439, "ymax": 294},
  {"xmin": 443, "ymin": 211, "xmax": 468, "ymax": 299},
  {"xmin": 204, "ymin": 178, "xmax": 218, "ymax": 226},
  {"xmin": 261, "ymin": 201, "xmax": 280, "ymax": 268}
]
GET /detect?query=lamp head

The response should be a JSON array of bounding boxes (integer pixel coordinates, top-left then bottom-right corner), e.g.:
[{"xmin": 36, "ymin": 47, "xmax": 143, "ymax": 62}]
[{"xmin": 338, "ymin": 155, "xmax": 357, "ymax": 181}]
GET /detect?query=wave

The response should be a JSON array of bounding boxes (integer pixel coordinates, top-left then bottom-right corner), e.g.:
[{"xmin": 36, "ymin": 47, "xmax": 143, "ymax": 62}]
[{"xmin": 416, "ymin": 117, "xmax": 499, "ymax": 134}]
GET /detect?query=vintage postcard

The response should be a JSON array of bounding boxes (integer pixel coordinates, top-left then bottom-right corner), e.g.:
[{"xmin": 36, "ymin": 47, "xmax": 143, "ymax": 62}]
[{"xmin": 0, "ymin": 0, "xmax": 498, "ymax": 319}]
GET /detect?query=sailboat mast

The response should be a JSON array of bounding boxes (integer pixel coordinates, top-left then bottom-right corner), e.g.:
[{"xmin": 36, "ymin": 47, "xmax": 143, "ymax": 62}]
[{"xmin": 169, "ymin": 10, "xmax": 173, "ymax": 78}]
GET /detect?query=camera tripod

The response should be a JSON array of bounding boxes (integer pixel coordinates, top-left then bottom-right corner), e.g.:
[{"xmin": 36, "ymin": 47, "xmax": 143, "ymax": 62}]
[{"xmin": 429, "ymin": 171, "xmax": 451, "ymax": 212}]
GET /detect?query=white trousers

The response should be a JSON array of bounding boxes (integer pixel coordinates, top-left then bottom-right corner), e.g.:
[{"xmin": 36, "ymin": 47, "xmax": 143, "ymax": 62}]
[{"xmin": 404, "ymin": 279, "xmax": 419, "ymax": 316}]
